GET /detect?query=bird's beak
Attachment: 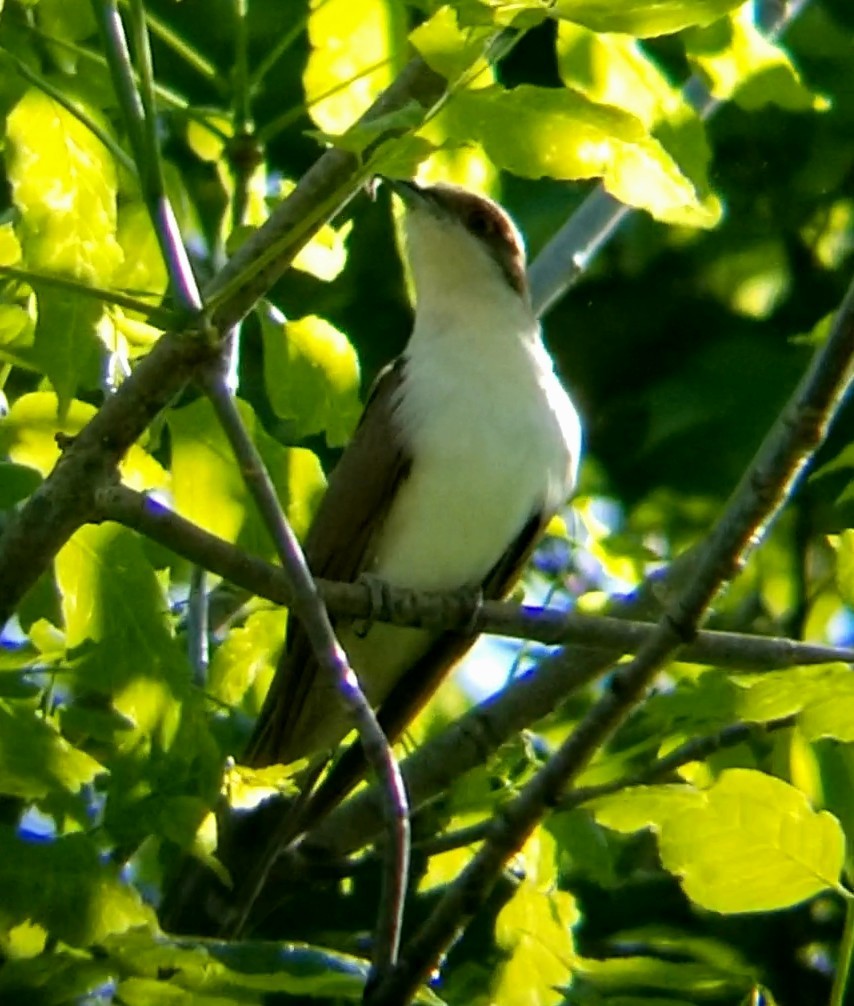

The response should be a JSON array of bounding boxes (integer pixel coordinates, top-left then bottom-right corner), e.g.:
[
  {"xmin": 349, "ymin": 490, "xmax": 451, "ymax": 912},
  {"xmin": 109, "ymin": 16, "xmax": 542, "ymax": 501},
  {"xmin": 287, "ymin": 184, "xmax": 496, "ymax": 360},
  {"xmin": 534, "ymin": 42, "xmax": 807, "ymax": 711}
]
[{"xmin": 383, "ymin": 177, "xmax": 431, "ymax": 210}]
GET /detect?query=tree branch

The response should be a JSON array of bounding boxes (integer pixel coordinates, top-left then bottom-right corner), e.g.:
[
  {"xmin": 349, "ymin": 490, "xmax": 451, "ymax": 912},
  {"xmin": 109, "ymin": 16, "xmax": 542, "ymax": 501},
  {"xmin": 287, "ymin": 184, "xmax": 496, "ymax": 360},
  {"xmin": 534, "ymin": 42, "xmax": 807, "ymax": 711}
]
[{"xmin": 94, "ymin": 482, "xmax": 854, "ymax": 670}]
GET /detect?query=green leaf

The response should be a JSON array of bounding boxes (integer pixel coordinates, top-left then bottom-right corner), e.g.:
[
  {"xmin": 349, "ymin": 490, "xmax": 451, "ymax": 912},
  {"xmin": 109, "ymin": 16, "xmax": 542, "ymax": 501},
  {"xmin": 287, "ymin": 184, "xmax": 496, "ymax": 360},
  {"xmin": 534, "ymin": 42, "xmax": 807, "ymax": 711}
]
[
  {"xmin": 438, "ymin": 84, "xmax": 717, "ymax": 226},
  {"xmin": 56, "ymin": 522, "xmax": 188, "ymax": 740},
  {"xmin": 31, "ymin": 288, "xmax": 103, "ymax": 410},
  {"xmin": 6, "ymin": 89, "xmax": 122, "ymax": 284},
  {"xmin": 593, "ymin": 770, "xmax": 845, "ymax": 912},
  {"xmin": 551, "ymin": 0, "xmax": 745, "ymax": 36},
  {"xmin": 0, "ymin": 391, "xmax": 167, "ymax": 488},
  {"xmin": 271, "ymin": 180, "xmax": 354, "ymax": 282},
  {"xmin": 577, "ymin": 952, "xmax": 748, "ymax": 999},
  {"xmin": 683, "ymin": 6, "xmax": 827, "ymax": 111},
  {"xmin": 409, "ymin": 5, "xmax": 495, "ymax": 82},
  {"xmin": 105, "ymin": 929, "xmax": 444, "ymax": 1002},
  {"xmin": 555, "ymin": 22, "xmax": 720, "ymax": 225},
  {"xmin": 113, "ymin": 202, "xmax": 169, "ymax": 309},
  {"xmin": 303, "ymin": 0, "xmax": 405, "ymax": 136},
  {"xmin": 36, "ymin": 0, "xmax": 97, "ymax": 75},
  {"xmin": 0, "ymin": 830, "xmax": 156, "ymax": 947},
  {"xmin": 167, "ymin": 397, "xmax": 326, "ymax": 548},
  {"xmin": 0, "ymin": 221, "xmax": 22, "ymax": 266},
  {"xmin": 260, "ymin": 309, "xmax": 361, "ymax": 447},
  {"xmin": 0, "ymin": 699, "xmax": 103, "ymax": 799},
  {"xmin": 208, "ymin": 607, "xmax": 286, "ymax": 709},
  {"xmin": 494, "ymin": 879, "xmax": 578, "ymax": 1006},
  {"xmin": 0, "ymin": 461, "xmax": 41, "ymax": 506},
  {"xmin": 0, "ymin": 954, "xmax": 117, "ymax": 1004},
  {"xmin": 0, "ymin": 301, "xmax": 35, "ymax": 361},
  {"xmin": 735, "ymin": 664, "xmax": 853, "ymax": 724}
]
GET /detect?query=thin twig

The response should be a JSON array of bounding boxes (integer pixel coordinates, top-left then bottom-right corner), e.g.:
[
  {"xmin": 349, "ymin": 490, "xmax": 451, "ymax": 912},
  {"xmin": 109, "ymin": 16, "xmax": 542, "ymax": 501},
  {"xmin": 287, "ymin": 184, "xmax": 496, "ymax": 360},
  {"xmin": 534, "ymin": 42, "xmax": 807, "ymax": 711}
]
[
  {"xmin": 187, "ymin": 565, "xmax": 209, "ymax": 687},
  {"xmin": 0, "ymin": 264, "xmax": 176, "ymax": 329},
  {"xmin": 118, "ymin": 0, "xmax": 223, "ymax": 91},
  {"xmin": 199, "ymin": 369, "xmax": 409, "ymax": 980},
  {"xmin": 91, "ymin": 0, "xmax": 202, "ymax": 314}
]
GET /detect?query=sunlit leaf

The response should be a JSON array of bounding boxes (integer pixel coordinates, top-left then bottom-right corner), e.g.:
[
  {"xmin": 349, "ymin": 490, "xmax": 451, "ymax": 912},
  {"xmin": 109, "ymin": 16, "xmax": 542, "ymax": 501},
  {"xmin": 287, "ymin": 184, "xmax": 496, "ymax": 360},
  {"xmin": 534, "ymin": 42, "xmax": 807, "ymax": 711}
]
[
  {"xmin": 576, "ymin": 952, "xmax": 750, "ymax": 999},
  {"xmin": 593, "ymin": 770, "xmax": 845, "ymax": 912},
  {"xmin": 167, "ymin": 396, "xmax": 326, "ymax": 549},
  {"xmin": 410, "ymin": 5, "xmax": 495, "ymax": 84},
  {"xmin": 104, "ymin": 929, "xmax": 444, "ymax": 1003},
  {"xmin": 683, "ymin": 5, "xmax": 827, "ymax": 111},
  {"xmin": 6, "ymin": 89, "xmax": 122, "ymax": 284},
  {"xmin": 303, "ymin": 0, "xmax": 404, "ymax": 135},
  {"xmin": 437, "ymin": 84, "xmax": 717, "ymax": 226},
  {"xmin": 735, "ymin": 664, "xmax": 852, "ymax": 724},
  {"xmin": 0, "ymin": 222, "xmax": 22, "ymax": 266},
  {"xmin": 260, "ymin": 309, "xmax": 361, "ymax": 447},
  {"xmin": 556, "ymin": 22, "xmax": 719, "ymax": 224},
  {"xmin": 0, "ymin": 391, "xmax": 168, "ymax": 490},
  {"xmin": 0, "ymin": 830, "xmax": 156, "ymax": 947},
  {"xmin": 552, "ymin": 0, "xmax": 745, "ymax": 36},
  {"xmin": 208, "ymin": 607, "xmax": 286, "ymax": 709},
  {"xmin": 113, "ymin": 202, "xmax": 169, "ymax": 311},
  {"xmin": 272, "ymin": 181, "xmax": 354, "ymax": 282},
  {"xmin": 494, "ymin": 878, "xmax": 578, "ymax": 1006},
  {"xmin": 0, "ymin": 699, "xmax": 103, "ymax": 799},
  {"xmin": 56, "ymin": 522, "xmax": 188, "ymax": 741}
]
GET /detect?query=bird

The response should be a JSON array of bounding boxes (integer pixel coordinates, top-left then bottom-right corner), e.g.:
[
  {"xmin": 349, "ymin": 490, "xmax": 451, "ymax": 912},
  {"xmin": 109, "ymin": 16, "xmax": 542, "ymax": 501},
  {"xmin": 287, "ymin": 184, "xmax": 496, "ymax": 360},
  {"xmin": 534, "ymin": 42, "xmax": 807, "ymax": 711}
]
[{"xmin": 244, "ymin": 178, "xmax": 582, "ymax": 785}]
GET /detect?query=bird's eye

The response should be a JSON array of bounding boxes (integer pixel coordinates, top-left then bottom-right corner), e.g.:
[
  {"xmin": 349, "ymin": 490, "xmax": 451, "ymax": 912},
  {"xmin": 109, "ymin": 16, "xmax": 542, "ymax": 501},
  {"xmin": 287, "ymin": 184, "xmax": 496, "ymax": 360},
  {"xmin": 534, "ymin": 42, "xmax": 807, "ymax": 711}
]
[{"xmin": 466, "ymin": 209, "xmax": 494, "ymax": 237}]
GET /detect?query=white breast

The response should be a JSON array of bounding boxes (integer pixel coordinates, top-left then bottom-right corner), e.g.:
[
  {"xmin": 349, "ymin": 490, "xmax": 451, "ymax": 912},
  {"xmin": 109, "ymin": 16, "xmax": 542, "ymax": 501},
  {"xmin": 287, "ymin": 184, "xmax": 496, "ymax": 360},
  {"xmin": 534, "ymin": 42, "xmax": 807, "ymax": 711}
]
[{"xmin": 372, "ymin": 315, "xmax": 580, "ymax": 591}]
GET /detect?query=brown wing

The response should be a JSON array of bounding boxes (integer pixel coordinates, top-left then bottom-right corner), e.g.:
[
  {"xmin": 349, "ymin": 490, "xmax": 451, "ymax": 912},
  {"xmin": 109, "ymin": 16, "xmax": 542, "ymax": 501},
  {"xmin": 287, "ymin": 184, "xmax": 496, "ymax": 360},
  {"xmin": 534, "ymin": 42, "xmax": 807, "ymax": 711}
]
[
  {"xmin": 244, "ymin": 358, "xmax": 412, "ymax": 768},
  {"xmin": 298, "ymin": 509, "xmax": 550, "ymax": 826}
]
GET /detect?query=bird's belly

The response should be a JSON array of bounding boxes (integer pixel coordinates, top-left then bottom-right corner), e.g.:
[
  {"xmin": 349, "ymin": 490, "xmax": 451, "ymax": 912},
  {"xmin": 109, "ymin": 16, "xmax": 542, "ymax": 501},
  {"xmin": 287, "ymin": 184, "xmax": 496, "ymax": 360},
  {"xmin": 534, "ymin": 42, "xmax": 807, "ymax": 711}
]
[{"xmin": 373, "ymin": 402, "xmax": 566, "ymax": 590}]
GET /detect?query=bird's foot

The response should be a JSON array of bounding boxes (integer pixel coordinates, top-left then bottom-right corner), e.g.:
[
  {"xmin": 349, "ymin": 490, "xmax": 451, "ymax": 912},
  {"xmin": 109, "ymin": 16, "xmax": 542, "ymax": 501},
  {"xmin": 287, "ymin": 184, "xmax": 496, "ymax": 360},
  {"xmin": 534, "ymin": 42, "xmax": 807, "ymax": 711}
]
[
  {"xmin": 352, "ymin": 572, "xmax": 392, "ymax": 639},
  {"xmin": 455, "ymin": 584, "xmax": 485, "ymax": 635}
]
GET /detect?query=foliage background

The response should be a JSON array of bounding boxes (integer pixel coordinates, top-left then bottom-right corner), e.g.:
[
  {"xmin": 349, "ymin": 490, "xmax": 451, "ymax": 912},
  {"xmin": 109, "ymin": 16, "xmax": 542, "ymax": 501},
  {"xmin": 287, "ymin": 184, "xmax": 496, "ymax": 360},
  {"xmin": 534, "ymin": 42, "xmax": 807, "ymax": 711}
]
[{"xmin": 0, "ymin": 0, "xmax": 853, "ymax": 1004}]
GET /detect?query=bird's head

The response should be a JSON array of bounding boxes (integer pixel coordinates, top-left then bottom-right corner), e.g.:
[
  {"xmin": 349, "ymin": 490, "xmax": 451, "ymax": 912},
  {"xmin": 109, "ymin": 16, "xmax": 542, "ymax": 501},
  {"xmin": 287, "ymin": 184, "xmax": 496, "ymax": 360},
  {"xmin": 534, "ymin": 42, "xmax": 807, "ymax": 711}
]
[{"xmin": 388, "ymin": 180, "xmax": 533, "ymax": 327}]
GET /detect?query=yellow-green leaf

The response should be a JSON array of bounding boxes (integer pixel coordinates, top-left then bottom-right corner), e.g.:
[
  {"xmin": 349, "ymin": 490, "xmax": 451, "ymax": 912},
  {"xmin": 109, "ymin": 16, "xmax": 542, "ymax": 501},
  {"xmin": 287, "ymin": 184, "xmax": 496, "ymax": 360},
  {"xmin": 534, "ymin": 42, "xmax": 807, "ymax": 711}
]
[
  {"xmin": 410, "ymin": 5, "xmax": 495, "ymax": 84},
  {"xmin": 438, "ymin": 84, "xmax": 717, "ymax": 226},
  {"xmin": 0, "ymin": 831, "xmax": 155, "ymax": 947},
  {"xmin": 0, "ymin": 391, "xmax": 167, "ymax": 490},
  {"xmin": 0, "ymin": 700, "xmax": 103, "ymax": 800},
  {"xmin": 303, "ymin": 0, "xmax": 405, "ymax": 135},
  {"xmin": 494, "ymin": 880, "xmax": 578, "ymax": 1006},
  {"xmin": 6, "ymin": 89, "xmax": 122, "ymax": 284},
  {"xmin": 556, "ymin": 22, "xmax": 720, "ymax": 225},
  {"xmin": 683, "ymin": 5, "xmax": 827, "ymax": 111},
  {"xmin": 595, "ymin": 770, "xmax": 845, "ymax": 913},
  {"xmin": 552, "ymin": 0, "xmax": 745, "ymax": 37},
  {"xmin": 167, "ymin": 396, "xmax": 326, "ymax": 549},
  {"xmin": 260, "ymin": 309, "xmax": 361, "ymax": 447}
]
